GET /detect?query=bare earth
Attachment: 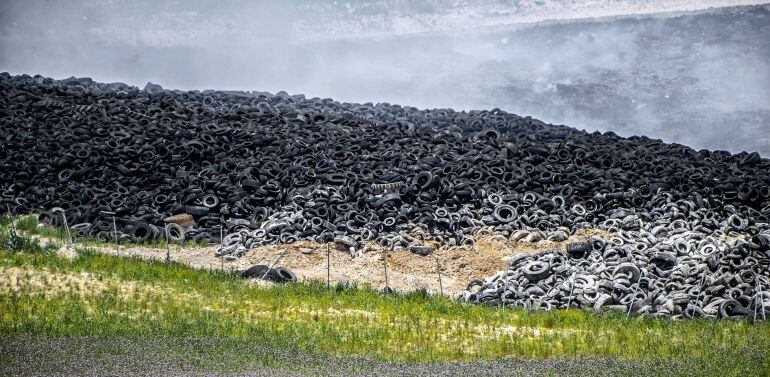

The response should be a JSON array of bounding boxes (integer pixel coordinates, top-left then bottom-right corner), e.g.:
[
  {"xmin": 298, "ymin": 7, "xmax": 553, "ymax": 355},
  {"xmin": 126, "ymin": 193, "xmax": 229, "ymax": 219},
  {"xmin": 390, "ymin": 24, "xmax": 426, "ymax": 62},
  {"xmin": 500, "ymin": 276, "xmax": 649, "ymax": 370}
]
[{"xmin": 48, "ymin": 228, "xmax": 612, "ymax": 297}]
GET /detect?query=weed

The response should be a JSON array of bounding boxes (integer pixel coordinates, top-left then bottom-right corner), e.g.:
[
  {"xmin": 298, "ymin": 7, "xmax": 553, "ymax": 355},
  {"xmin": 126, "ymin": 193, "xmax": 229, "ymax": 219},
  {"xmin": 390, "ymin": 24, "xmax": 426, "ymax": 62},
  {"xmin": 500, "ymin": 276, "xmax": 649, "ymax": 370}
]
[{"xmin": 0, "ymin": 228, "xmax": 52, "ymax": 254}]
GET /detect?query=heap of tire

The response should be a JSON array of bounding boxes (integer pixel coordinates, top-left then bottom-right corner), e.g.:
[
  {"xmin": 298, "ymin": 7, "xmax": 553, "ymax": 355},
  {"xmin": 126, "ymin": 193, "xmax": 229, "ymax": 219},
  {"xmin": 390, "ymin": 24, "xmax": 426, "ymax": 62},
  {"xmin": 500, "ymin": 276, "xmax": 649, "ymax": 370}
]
[{"xmin": 1, "ymin": 73, "xmax": 768, "ymax": 319}]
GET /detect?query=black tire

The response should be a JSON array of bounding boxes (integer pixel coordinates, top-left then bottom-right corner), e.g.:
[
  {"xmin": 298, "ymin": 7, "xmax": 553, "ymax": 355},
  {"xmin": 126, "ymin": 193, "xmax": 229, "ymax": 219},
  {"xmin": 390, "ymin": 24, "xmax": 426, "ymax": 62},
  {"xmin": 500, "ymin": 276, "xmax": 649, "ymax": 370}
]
[
  {"xmin": 522, "ymin": 261, "xmax": 550, "ymax": 282},
  {"xmin": 273, "ymin": 267, "xmax": 297, "ymax": 283},
  {"xmin": 128, "ymin": 222, "xmax": 152, "ymax": 243},
  {"xmin": 184, "ymin": 206, "xmax": 209, "ymax": 217},
  {"xmin": 566, "ymin": 242, "xmax": 592, "ymax": 254},
  {"xmin": 165, "ymin": 223, "xmax": 186, "ymax": 243},
  {"xmin": 409, "ymin": 245, "xmax": 433, "ymax": 256},
  {"xmin": 241, "ymin": 265, "xmax": 272, "ymax": 279},
  {"xmin": 719, "ymin": 299, "xmax": 750, "ymax": 319},
  {"xmin": 493, "ymin": 205, "xmax": 517, "ymax": 223},
  {"xmin": 466, "ymin": 279, "xmax": 484, "ymax": 292}
]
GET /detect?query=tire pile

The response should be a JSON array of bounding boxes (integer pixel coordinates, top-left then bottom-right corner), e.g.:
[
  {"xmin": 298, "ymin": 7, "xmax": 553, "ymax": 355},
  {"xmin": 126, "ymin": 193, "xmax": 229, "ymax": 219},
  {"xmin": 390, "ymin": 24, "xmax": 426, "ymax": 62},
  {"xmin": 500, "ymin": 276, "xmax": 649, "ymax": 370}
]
[{"xmin": 1, "ymin": 73, "xmax": 769, "ymax": 319}]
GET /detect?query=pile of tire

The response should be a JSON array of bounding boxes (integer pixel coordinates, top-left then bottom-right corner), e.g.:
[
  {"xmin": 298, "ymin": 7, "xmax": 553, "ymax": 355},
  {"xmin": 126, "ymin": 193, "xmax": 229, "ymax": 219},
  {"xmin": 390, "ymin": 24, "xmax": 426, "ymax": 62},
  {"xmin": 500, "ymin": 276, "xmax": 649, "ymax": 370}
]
[
  {"xmin": 465, "ymin": 227, "xmax": 770, "ymax": 319},
  {"xmin": 1, "ymin": 73, "xmax": 768, "ymax": 318}
]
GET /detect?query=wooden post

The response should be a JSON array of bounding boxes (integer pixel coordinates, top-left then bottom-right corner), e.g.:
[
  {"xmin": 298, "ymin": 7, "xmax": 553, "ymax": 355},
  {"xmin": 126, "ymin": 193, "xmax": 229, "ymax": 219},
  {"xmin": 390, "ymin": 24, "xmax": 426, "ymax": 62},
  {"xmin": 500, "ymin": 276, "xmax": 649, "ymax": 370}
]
[
  {"xmin": 755, "ymin": 277, "xmax": 760, "ymax": 323},
  {"xmin": 7, "ymin": 204, "xmax": 15, "ymax": 233},
  {"xmin": 568, "ymin": 270, "xmax": 577, "ymax": 309}
]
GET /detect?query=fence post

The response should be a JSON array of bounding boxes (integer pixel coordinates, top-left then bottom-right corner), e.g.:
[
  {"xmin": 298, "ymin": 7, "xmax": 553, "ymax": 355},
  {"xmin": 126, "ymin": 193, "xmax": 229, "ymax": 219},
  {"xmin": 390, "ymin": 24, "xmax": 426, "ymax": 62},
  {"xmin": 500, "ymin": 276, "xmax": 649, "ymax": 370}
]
[
  {"xmin": 164, "ymin": 224, "xmax": 171, "ymax": 263},
  {"xmin": 100, "ymin": 211, "xmax": 118, "ymax": 256},
  {"xmin": 54, "ymin": 209, "xmax": 73, "ymax": 250},
  {"xmin": 434, "ymin": 251, "xmax": 444, "ymax": 296},
  {"xmin": 502, "ymin": 264, "xmax": 509, "ymax": 315},
  {"xmin": 64, "ymin": 213, "xmax": 72, "ymax": 248},
  {"xmin": 755, "ymin": 277, "xmax": 759, "ymax": 323},
  {"xmin": 113, "ymin": 216, "xmax": 119, "ymax": 256},
  {"xmin": 627, "ymin": 269, "xmax": 644, "ymax": 319},
  {"xmin": 7, "ymin": 204, "xmax": 16, "ymax": 233},
  {"xmin": 218, "ymin": 225, "xmax": 224, "ymax": 272},
  {"xmin": 326, "ymin": 243, "xmax": 331, "ymax": 290},
  {"xmin": 694, "ymin": 271, "xmax": 708, "ymax": 308},
  {"xmin": 567, "ymin": 269, "xmax": 577, "ymax": 309},
  {"xmin": 756, "ymin": 276, "xmax": 766, "ymax": 322},
  {"xmin": 382, "ymin": 244, "xmax": 391, "ymax": 291},
  {"xmin": 761, "ymin": 278, "xmax": 767, "ymax": 321}
]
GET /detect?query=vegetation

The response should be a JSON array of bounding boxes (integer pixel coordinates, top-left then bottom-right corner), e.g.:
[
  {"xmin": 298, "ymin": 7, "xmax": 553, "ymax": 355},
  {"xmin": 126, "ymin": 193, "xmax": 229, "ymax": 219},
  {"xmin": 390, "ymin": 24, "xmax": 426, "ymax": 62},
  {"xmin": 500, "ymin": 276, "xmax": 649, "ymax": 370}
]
[
  {"xmin": 0, "ymin": 216, "xmax": 55, "ymax": 254},
  {"xmin": 0, "ymin": 216, "xmax": 769, "ymax": 375}
]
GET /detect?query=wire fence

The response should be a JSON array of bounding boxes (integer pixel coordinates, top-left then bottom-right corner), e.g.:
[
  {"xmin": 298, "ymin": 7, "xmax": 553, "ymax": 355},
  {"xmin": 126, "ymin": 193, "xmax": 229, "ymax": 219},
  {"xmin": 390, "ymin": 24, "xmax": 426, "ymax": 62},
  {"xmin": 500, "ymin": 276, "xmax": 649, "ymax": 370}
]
[
  {"xmin": 32, "ymin": 211, "xmax": 451, "ymax": 297},
  {"xmin": 4, "ymin": 212, "xmax": 769, "ymax": 318}
]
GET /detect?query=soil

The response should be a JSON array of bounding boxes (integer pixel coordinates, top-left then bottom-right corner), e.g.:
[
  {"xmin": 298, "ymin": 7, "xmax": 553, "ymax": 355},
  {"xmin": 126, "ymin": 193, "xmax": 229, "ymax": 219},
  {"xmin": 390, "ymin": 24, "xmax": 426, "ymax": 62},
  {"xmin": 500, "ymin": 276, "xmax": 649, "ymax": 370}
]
[{"xmin": 50, "ymin": 228, "xmax": 613, "ymax": 297}]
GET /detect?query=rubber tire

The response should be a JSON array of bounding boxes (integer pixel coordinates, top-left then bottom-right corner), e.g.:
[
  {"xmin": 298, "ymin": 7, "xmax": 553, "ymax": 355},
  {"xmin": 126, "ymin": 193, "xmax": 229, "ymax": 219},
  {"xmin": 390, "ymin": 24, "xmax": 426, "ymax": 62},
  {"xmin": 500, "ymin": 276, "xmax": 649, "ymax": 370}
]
[
  {"xmin": 165, "ymin": 223, "xmax": 186, "ymax": 243},
  {"xmin": 241, "ymin": 265, "xmax": 273, "ymax": 279}
]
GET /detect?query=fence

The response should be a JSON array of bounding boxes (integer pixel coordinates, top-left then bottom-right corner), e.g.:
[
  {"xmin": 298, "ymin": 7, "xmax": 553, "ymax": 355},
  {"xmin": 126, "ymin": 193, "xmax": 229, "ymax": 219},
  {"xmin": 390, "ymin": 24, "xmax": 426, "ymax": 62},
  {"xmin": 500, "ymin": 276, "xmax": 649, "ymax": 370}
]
[{"xmin": 35, "ymin": 211, "xmax": 452, "ymax": 296}]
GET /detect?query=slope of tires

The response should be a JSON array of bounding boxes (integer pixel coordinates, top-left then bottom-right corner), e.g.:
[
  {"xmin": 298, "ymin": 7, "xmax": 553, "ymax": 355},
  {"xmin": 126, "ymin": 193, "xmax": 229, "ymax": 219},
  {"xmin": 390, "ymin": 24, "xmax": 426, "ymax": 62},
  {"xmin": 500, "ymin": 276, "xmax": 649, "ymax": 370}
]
[{"xmin": 1, "ymin": 73, "xmax": 769, "ymax": 319}]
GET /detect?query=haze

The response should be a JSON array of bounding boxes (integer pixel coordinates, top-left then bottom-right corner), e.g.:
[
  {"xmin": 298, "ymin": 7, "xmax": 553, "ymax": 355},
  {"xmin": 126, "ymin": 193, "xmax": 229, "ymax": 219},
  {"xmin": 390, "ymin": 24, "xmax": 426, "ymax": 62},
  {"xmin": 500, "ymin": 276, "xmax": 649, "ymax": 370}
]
[{"xmin": 1, "ymin": 0, "xmax": 768, "ymax": 155}]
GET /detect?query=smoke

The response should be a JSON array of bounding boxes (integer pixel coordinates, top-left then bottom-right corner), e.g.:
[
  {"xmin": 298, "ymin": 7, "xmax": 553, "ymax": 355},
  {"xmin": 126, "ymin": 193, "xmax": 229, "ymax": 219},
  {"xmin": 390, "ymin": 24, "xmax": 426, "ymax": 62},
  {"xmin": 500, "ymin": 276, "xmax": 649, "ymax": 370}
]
[{"xmin": 1, "ymin": 0, "xmax": 769, "ymax": 155}]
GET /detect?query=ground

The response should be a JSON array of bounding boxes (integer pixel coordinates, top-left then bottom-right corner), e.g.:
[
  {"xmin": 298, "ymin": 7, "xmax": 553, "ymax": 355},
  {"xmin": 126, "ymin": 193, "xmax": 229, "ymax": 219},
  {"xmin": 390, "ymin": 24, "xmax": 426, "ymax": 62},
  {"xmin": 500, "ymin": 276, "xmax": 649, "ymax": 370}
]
[
  {"xmin": 38, "ymin": 223, "xmax": 614, "ymax": 297},
  {"xmin": 0, "ymin": 216, "xmax": 768, "ymax": 376}
]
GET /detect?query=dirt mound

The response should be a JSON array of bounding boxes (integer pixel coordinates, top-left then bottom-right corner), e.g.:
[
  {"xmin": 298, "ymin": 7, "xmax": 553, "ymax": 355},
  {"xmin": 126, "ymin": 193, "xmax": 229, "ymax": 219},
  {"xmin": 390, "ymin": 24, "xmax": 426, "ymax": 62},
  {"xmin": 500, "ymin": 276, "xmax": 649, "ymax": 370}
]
[{"xmin": 79, "ymin": 228, "xmax": 612, "ymax": 296}]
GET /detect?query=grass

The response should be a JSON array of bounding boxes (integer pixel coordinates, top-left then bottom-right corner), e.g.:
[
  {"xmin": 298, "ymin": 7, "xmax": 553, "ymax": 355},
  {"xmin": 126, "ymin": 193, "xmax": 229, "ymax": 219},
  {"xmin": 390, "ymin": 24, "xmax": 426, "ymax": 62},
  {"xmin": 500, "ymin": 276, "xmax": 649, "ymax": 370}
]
[
  {"xmin": 0, "ymin": 217, "xmax": 56, "ymax": 254},
  {"xmin": 0, "ymin": 216, "xmax": 769, "ymax": 375}
]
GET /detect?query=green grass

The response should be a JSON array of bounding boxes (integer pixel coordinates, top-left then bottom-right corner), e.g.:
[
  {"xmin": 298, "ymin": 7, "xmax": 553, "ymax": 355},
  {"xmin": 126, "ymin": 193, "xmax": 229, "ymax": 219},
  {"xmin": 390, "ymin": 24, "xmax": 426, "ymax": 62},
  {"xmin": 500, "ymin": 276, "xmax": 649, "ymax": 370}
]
[
  {"xmin": 0, "ymin": 223, "xmax": 56, "ymax": 254},
  {"xmin": 0, "ymin": 216, "xmax": 769, "ymax": 375}
]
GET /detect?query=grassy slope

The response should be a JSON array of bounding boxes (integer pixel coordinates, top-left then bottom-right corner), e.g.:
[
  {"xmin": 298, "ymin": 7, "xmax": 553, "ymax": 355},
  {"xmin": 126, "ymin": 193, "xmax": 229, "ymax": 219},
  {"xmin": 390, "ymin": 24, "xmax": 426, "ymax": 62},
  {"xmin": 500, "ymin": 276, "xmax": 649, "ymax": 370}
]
[{"xmin": 0, "ymin": 217, "xmax": 769, "ymax": 375}]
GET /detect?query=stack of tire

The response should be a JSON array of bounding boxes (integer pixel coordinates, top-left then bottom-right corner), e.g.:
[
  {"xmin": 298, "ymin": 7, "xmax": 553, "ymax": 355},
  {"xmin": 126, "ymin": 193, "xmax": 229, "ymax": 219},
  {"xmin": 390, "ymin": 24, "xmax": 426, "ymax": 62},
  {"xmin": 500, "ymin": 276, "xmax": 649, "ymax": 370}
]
[
  {"xmin": 1, "ymin": 73, "xmax": 768, "ymax": 318},
  {"xmin": 465, "ymin": 227, "xmax": 770, "ymax": 319}
]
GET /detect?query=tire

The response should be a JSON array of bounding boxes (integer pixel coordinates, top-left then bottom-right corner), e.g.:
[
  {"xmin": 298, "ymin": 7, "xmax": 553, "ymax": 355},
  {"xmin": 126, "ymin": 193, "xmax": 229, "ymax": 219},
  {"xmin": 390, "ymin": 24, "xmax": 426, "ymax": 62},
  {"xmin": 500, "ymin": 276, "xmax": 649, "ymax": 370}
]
[
  {"xmin": 165, "ymin": 223, "xmax": 186, "ymax": 243},
  {"xmin": 466, "ymin": 279, "xmax": 484, "ymax": 292},
  {"xmin": 184, "ymin": 206, "xmax": 209, "ymax": 217},
  {"xmin": 241, "ymin": 265, "xmax": 273, "ymax": 279},
  {"xmin": 719, "ymin": 299, "xmax": 750, "ymax": 319},
  {"xmin": 566, "ymin": 242, "xmax": 592, "ymax": 254},
  {"xmin": 128, "ymin": 222, "xmax": 152, "ymax": 243},
  {"xmin": 273, "ymin": 267, "xmax": 297, "ymax": 283},
  {"xmin": 650, "ymin": 252, "xmax": 677, "ymax": 271},
  {"xmin": 409, "ymin": 245, "xmax": 434, "ymax": 256},
  {"xmin": 522, "ymin": 261, "xmax": 550, "ymax": 282},
  {"xmin": 493, "ymin": 205, "xmax": 517, "ymax": 223},
  {"xmin": 201, "ymin": 194, "xmax": 219, "ymax": 208}
]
